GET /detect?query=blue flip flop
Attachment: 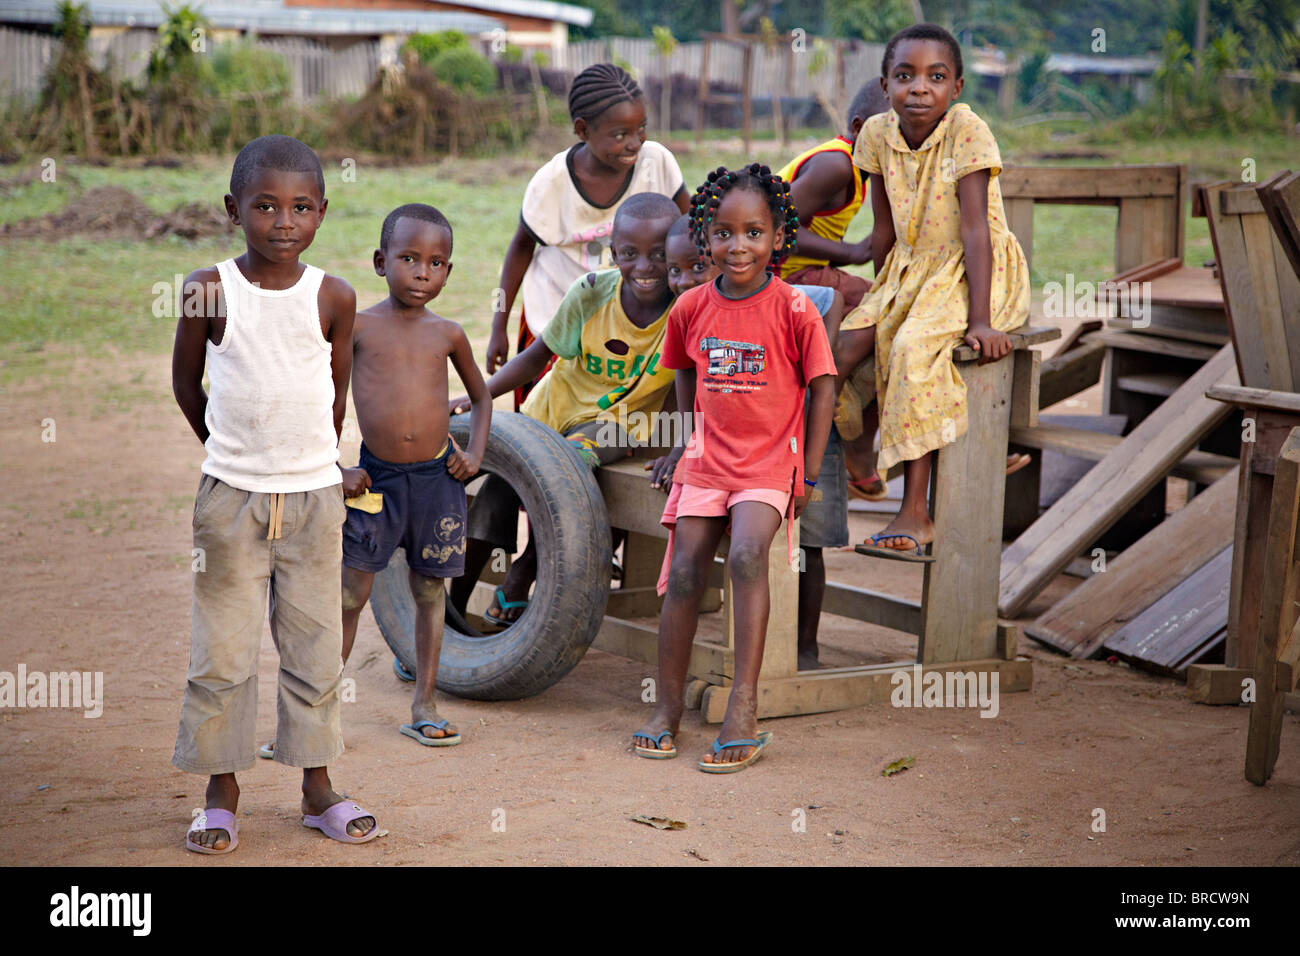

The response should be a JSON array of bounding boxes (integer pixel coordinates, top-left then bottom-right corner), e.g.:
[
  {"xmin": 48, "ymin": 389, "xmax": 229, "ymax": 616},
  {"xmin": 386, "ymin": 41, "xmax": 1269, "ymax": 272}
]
[
  {"xmin": 633, "ymin": 729, "xmax": 678, "ymax": 759},
  {"xmin": 399, "ymin": 718, "xmax": 462, "ymax": 747},
  {"xmin": 393, "ymin": 657, "xmax": 415, "ymax": 682},
  {"xmin": 480, "ymin": 588, "xmax": 528, "ymax": 632},
  {"xmin": 855, "ymin": 531, "xmax": 936, "ymax": 563},
  {"xmin": 698, "ymin": 730, "xmax": 773, "ymax": 773}
]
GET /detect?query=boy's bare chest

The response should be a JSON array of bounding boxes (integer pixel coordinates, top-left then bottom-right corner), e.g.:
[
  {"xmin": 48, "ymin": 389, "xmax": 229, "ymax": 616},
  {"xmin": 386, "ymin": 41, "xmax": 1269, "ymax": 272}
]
[{"xmin": 356, "ymin": 324, "xmax": 451, "ymax": 376}]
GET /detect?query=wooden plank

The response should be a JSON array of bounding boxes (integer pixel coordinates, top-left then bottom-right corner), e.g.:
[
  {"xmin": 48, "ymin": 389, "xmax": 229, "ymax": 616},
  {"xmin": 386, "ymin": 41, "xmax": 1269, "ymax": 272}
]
[
  {"xmin": 1098, "ymin": 330, "xmax": 1219, "ymax": 362},
  {"xmin": 1144, "ymin": 266, "xmax": 1225, "ymax": 309},
  {"xmin": 1039, "ymin": 335, "xmax": 1105, "ymax": 408},
  {"xmin": 1101, "ymin": 546, "xmax": 1232, "ymax": 676},
  {"xmin": 597, "ymin": 460, "xmax": 671, "ymax": 539},
  {"xmin": 1258, "ymin": 170, "xmax": 1300, "ymax": 279},
  {"xmin": 1221, "ymin": 186, "xmax": 1265, "ymax": 216},
  {"xmin": 1049, "ymin": 321, "xmax": 1104, "ymax": 359},
  {"xmin": 1116, "ymin": 197, "xmax": 1144, "ymax": 273},
  {"xmin": 1004, "ymin": 197, "xmax": 1034, "ymax": 272},
  {"xmin": 821, "ymin": 582, "xmax": 922, "ymax": 635},
  {"xmin": 1186, "ymin": 664, "xmax": 1252, "ymax": 704},
  {"xmin": 922, "ymin": 355, "xmax": 1013, "ymax": 662},
  {"xmin": 1202, "ymin": 181, "xmax": 1275, "ymax": 389},
  {"xmin": 1206, "ymin": 385, "xmax": 1300, "ymax": 416},
  {"xmin": 1245, "ymin": 427, "xmax": 1300, "ymax": 784},
  {"xmin": 999, "ymin": 345, "xmax": 1239, "ymax": 618},
  {"xmin": 1140, "ymin": 197, "xmax": 1175, "ymax": 264},
  {"xmin": 700, "ymin": 658, "xmax": 1033, "ymax": 722},
  {"xmin": 1011, "ymin": 349, "xmax": 1040, "ymax": 428},
  {"xmin": 1000, "ymin": 165, "xmax": 1181, "ymax": 202},
  {"xmin": 1272, "ymin": 231, "xmax": 1300, "ymax": 389},
  {"xmin": 1007, "ymin": 424, "xmax": 1236, "ymax": 484},
  {"xmin": 1106, "ymin": 310, "xmax": 1229, "ymax": 345},
  {"xmin": 593, "ymin": 615, "xmax": 733, "ymax": 682},
  {"xmin": 1240, "ymin": 211, "xmax": 1293, "ymax": 391},
  {"xmin": 1026, "ymin": 467, "xmax": 1238, "ymax": 656},
  {"xmin": 1116, "ymin": 371, "xmax": 1185, "ymax": 398},
  {"xmin": 1108, "ymin": 257, "xmax": 1182, "ymax": 285}
]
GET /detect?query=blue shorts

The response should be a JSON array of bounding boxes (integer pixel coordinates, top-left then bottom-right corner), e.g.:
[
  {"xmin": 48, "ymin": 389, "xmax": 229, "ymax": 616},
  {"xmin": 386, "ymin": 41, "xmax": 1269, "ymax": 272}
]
[
  {"xmin": 799, "ymin": 402, "xmax": 849, "ymax": 550},
  {"xmin": 342, "ymin": 443, "xmax": 466, "ymax": 578},
  {"xmin": 793, "ymin": 284, "xmax": 836, "ymax": 318}
]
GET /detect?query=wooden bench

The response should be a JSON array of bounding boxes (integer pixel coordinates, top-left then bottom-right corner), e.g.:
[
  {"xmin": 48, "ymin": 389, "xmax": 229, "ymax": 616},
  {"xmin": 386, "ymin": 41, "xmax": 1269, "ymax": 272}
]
[
  {"xmin": 593, "ymin": 327, "xmax": 1055, "ymax": 722},
  {"xmin": 1186, "ymin": 178, "xmax": 1300, "ymax": 758}
]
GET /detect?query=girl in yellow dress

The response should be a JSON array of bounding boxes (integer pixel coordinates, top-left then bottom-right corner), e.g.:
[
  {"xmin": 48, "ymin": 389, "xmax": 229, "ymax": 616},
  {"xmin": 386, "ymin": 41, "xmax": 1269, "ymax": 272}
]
[{"xmin": 834, "ymin": 23, "xmax": 1029, "ymax": 556}]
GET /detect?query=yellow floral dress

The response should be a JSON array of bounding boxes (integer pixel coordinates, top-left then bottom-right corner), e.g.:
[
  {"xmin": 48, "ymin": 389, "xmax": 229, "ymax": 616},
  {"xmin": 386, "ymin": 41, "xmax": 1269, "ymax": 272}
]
[{"xmin": 842, "ymin": 103, "xmax": 1029, "ymax": 472}]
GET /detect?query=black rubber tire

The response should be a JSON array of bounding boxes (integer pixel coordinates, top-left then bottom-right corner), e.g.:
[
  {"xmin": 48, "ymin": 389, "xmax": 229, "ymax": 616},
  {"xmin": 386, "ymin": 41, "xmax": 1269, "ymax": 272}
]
[{"xmin": 369, "ymin": 412, "xmax": 612, "ymax": 700}]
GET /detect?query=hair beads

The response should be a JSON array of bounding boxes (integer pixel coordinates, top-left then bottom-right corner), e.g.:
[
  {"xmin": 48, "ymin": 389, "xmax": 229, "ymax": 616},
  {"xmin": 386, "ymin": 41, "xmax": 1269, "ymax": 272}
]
[{"xmin": 688, "ymin": 163, "xmax": 800, "ymax": 274}]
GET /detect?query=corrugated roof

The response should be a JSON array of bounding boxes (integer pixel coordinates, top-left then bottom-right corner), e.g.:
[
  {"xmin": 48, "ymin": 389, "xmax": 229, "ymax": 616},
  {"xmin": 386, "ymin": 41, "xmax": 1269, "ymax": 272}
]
[
  {"xmin": 438, "ymin": 0, "xmax": 591, "ymax": 27},
  {"xmin": 0, "ymin": 0, "xmax": 505, "ymax": 35}
]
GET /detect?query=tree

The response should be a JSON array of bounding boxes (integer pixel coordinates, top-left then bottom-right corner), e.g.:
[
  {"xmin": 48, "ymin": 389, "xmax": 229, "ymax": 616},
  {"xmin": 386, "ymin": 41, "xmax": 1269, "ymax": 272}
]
[{"xmin": 653, "ymin": 25, "xmax": 678, "ymax": 131}]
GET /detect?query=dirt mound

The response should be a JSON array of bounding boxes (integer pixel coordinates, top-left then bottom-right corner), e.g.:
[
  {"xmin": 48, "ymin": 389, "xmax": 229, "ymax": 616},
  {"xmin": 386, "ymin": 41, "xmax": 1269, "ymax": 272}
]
[{"xmin": 1, "ymin": 186, "xmax": 233, "ymax": 241}]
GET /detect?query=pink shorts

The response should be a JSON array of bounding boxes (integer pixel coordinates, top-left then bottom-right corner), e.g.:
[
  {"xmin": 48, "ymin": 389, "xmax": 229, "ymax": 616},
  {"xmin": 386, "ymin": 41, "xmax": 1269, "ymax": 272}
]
[{"xmin": 656, "ymin": 482, "xmax": 794, "ymax": 596}]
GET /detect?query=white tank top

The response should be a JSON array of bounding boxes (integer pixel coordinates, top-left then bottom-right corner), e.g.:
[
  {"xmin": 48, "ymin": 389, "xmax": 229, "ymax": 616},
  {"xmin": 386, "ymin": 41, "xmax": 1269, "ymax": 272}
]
[{"xmin": 201, "ymin": 258, "xmax": 341, "ymax": 493}]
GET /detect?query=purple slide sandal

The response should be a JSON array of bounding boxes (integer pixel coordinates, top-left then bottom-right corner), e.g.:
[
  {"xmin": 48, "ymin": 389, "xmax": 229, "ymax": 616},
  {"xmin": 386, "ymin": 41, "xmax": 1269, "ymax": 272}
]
[
  {"xmin": 302, "ymin": 801, "xmax": 379, "ymax": 844},
  {"xmin": 186, "ymin": 807, "xmax": 239, "ymax": 855}
]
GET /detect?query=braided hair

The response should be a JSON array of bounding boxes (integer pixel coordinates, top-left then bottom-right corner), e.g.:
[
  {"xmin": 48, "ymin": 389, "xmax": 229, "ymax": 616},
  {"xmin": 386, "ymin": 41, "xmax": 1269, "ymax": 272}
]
[
  {"xmin": 568, "ymin": 63, "xmax": 642, "ymax": 124},
  {"xmin": 687, "ymin": 163, "xmax": 800, "ymax": 274}
]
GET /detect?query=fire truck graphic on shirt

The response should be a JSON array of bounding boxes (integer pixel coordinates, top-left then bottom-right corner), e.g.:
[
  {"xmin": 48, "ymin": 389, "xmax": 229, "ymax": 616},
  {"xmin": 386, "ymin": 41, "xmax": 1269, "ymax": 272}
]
[{"xmin": 699, "ymin": 335, "xmax": 765, "ymax": 376}]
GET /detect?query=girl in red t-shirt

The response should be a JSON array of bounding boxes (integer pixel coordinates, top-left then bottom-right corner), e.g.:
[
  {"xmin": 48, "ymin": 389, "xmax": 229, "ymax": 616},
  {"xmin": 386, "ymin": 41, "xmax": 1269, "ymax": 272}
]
[{"xmin": 633, "ymin": 164, "xmax": 837, "ymax": 772}]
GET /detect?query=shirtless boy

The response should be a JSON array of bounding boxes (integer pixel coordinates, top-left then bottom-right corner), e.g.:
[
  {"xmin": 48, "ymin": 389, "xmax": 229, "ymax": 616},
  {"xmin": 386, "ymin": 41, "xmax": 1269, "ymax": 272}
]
[{"xmin": 340, "ymin": 203, "xmax": 490, "ymax": 745}]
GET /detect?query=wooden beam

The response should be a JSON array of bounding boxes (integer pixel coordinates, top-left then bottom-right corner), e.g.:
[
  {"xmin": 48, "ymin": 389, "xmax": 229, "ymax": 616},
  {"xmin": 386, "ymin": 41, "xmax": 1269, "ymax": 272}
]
[
  {"xmin": 1011, "ymin": 349, "xmax": 1040, "ymax": 428},
  {"xmin": 1186, "ymin": 663, "xmax": 1252, "ymax": 704},
  {"xmin": 593, "ymin": 615, "xmax": 732, "ymax": 683},
  {"xmin": 999, "ymin": 345, "xmax": 1239, "ymax": 618},
  {"xmin": 1039, "ymin": 335, "xmax": 1105, "ymax": 409},
  {"xmin": 1245, "ymin": 427, "xmax": 1300, "ymax": 785},
  {"xmin": 1098, "ymin": 330, "xmax": 1220, "ymax": 362},
  {"xmin": 1007, "ymin": 423, "xmax": 1236, "ymax": 485},
  {"xmin": 1206, "ymin": 385, "xmax": 1300, "ymax": 416},
  {"xmin": 821, "ymin": 582, "xmax": 922, "ymax": 634},
  {"xmin": 923, "ymin": 355, "xmax": 1013, "ymax": 662},
  {"xmin": 1000, "ymin": 165, "xmax": 1182, "ymax": 202},
  {"xmin": 700, "ymin": 658, "xmax": 1033, "ymax": 722}
]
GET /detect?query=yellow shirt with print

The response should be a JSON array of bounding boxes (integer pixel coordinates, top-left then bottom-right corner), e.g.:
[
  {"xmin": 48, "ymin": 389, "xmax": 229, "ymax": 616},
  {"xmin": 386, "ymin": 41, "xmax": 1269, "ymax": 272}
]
[{"xmin": 521, "ymin": 269, "xmax": 674, "ymax": 444}]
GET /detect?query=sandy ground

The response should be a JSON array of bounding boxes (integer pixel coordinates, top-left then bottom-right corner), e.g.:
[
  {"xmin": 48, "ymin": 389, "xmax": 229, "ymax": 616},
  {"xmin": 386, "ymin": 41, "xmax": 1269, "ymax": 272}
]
[{"xmin": 1, "ymin": 348, "xmax": 1297, "ymax": 867}]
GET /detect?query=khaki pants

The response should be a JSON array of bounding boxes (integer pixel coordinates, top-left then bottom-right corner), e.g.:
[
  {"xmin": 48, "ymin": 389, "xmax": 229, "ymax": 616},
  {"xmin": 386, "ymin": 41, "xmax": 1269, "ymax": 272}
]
[{"xmin": 173, "ymin": 475, "xmax": 346, "ymax": 774}]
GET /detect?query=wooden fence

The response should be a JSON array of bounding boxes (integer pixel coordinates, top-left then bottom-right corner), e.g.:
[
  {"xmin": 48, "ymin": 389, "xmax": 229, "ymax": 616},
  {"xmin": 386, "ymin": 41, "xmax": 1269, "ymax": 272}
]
[{"xmin": 0, "ymin": 27, "xmax": 379, "ymax": 104}]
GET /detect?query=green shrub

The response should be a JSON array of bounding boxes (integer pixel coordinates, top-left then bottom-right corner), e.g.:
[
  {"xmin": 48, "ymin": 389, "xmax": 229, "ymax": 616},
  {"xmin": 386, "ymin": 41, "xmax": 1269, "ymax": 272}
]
[
  {"xmin": 429, "ymin": 46, "xmax": 497, "ymax": 95},
  {"xmin": 204, "ymin": 41, "xmax": 290, "ymax": 99},
  {"xmin": 403, "ymin": 30, "xmax": 469, "ymax": 65}
]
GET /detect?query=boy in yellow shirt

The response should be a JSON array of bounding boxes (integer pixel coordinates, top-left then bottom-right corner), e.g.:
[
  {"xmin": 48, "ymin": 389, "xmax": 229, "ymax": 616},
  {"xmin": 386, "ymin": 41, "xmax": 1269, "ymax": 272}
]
[{"xmin": 449, "ymin": 191, "xmax": 681, "ymax": 626}]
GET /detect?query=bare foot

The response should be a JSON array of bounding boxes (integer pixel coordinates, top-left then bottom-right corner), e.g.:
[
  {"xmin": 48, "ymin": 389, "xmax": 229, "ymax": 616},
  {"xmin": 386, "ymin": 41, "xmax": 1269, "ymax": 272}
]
[
  {"xmin": 869, "ymin": 512, "xmax": 935, "ymax": 551},
  {"xmin": 191, "ymin": 774, "xmax": 238, "ymax": 851}
]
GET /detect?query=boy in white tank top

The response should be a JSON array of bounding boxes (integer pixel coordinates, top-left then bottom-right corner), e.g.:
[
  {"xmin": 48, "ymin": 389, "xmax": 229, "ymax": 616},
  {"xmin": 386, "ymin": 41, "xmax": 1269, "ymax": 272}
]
[{"xmin": 170, "ymin": 135, "xmax": 378, "ymax": 853}]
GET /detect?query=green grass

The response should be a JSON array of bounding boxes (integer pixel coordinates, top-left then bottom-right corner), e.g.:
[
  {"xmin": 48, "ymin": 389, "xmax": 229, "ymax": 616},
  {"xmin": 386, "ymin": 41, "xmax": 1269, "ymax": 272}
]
[{"xmin": 0, "ymin": 129, "xmax": 1290, "ymax": 373}]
